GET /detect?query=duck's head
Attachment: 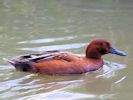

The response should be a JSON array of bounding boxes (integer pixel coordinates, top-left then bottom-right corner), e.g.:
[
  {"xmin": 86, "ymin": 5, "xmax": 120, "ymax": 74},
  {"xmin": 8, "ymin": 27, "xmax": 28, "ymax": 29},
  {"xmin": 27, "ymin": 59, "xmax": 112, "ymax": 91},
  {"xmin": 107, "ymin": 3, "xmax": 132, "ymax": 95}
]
[{"xmin": 86, "ymin": 38, "xmax": 127, "ymax": 59}]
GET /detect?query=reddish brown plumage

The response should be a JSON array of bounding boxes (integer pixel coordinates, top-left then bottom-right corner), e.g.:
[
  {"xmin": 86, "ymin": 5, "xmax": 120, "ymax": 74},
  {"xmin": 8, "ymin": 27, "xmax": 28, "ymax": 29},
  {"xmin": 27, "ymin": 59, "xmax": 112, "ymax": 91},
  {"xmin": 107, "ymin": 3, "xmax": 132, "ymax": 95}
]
[
  {"xmin": 6, "ymin": 38, "xmax": 126, "ymax": 75},
  {"xmin": 32, "ymin": 55, "xmax": 103, "ymax": 74}
]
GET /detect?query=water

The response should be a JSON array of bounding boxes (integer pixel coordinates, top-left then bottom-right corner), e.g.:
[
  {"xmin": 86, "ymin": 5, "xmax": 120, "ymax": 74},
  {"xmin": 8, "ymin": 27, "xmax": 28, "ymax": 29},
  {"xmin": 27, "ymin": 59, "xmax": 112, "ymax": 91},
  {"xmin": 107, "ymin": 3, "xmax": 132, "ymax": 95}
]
[{"xmin": 0, "ymin": 0, "xmax": 132, "ymax": 100}]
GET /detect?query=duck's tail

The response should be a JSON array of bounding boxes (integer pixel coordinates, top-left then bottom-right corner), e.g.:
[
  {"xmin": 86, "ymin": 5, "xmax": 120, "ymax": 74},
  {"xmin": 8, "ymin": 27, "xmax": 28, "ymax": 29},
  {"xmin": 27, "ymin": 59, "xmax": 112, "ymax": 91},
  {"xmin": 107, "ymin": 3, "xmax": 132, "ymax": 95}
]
[
  {"xmin": 3, "ymin": 58, "xmax": 32, "ymax": 72},
  {"xmin": 3, "ymin": 58, "xmax": 16, "ymax": 66}
]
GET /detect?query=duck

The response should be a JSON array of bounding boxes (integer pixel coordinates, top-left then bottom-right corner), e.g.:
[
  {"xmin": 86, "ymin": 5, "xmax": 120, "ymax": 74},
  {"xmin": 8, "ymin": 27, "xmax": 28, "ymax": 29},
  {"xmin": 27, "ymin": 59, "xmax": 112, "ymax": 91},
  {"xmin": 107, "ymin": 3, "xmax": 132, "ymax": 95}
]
[{"xmin": 5, "ymin": 38, "xmax": 126, "ymax": 75}]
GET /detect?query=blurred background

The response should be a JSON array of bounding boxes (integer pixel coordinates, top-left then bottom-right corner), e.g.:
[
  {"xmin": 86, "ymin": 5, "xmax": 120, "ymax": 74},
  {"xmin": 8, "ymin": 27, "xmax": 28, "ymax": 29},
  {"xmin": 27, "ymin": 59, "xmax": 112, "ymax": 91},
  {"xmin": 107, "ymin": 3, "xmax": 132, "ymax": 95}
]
[{"xmin": 0, "ymin": 0, "xmax": 132, "ymax": 100}]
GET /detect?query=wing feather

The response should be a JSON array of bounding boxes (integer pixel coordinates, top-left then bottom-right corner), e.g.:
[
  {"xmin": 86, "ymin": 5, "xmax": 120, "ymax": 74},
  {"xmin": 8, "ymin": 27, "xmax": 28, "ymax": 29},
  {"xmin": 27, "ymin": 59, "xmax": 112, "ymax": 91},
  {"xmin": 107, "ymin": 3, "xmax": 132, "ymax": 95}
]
[{"xmin": 21, "ymin": 50, "xmax": 72, "ymax": 62}]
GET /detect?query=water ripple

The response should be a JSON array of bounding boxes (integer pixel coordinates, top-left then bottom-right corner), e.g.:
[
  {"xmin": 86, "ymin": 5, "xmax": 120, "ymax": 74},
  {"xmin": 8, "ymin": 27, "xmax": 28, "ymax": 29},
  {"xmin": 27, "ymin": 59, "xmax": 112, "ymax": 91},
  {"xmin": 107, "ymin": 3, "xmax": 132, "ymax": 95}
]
[
  {"xmin": 17, "ymin": 36, "xmax": 77, "ymax": 44},
  {"xmin": 96, "ymin": 61, "xmax": 126, "ymax": 78},
  {"xmin": 19, "ymin": 43, "xmax": 87, "ymax": 51},
  {"xmin": 18, "ymin": 90, "xmax": 96, "ymax": 100}
]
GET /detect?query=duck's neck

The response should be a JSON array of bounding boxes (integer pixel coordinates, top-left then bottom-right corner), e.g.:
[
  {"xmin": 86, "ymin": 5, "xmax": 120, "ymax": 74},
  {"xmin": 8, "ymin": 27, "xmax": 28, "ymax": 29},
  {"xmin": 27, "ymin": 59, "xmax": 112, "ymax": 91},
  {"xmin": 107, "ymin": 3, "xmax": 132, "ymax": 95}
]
[{"xmin": 84, "ymin": 57, "xmax": 104, "ymax": 72}]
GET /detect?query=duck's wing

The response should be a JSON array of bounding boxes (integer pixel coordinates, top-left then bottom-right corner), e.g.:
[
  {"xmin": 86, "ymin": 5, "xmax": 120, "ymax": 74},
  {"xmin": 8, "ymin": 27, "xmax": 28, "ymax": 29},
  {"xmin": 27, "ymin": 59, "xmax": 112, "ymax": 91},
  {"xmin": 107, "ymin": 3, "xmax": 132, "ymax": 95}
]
[{"xmin": 15, "ymin": 50, "xmax": 73, "ymax": 63}]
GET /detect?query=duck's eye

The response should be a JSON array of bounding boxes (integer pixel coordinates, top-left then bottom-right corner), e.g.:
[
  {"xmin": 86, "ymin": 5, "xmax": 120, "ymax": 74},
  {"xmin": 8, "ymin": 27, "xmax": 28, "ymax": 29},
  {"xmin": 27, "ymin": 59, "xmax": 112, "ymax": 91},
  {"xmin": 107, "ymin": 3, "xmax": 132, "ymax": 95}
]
[{"xmin": 99, "ymin": 48, "xmax": 107, "ymax": 54}]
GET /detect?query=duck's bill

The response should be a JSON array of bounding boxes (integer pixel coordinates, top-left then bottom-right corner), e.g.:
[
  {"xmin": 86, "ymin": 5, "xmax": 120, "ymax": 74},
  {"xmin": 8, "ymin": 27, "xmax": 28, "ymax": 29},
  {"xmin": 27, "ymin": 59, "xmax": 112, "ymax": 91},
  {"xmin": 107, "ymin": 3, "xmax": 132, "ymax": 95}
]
[{"xmin": 110, "ymin": 47, "xmax": 127, "ymax": 56}]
